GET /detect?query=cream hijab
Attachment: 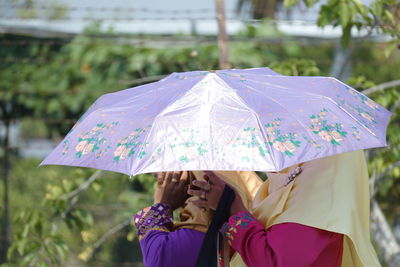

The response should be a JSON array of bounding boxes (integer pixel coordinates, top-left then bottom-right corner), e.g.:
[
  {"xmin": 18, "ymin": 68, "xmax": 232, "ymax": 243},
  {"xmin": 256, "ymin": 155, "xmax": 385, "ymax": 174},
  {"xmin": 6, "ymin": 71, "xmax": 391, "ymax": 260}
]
[{"xmin": 231, "ymin": 150, "xmax": 381, "ymax": 267}]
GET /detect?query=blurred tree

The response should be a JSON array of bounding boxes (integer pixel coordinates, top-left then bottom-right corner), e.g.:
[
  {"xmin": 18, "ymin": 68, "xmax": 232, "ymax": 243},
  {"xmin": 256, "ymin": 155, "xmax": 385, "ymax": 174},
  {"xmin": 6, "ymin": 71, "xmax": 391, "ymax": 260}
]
[
  {"xmin": 1, "ymin": 17, "xmax": 399, "ymax": 265},
  {"xmin": 10, "ymin": 0, "xmax": 68, "ymax": 20},
  {"xmin": 237, "ymin": 0, "xmax": 400, "ymax": 47},
  {"xmin": 0, "ymin": 38, "xmax": 43, "ymax": 262},
  {"xmin": 237, "ymin": 0, "xmax": 282, "ymax": 19}
]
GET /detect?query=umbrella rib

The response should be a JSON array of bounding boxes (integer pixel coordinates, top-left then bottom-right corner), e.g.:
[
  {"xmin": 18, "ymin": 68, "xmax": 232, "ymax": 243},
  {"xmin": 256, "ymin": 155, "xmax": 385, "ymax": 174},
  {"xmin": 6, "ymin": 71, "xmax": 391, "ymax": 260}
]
[
  {"xmin": 253, "ymin": 76, "xmax": 382, "ymax": 137},
  {"xmin": 232, "ymin": 79, "xmax": 326, "ymax": 162},
  {"xmin": 89, "ymin": 72, "xmax": 206, "ymax": 115},
  {"xmin": 324, "ymin": 97, "xmax": 379, "ymax": 137},
  {"xmin": 129, "ymin": 74, "xmax": 211, "ymax": 175},
  {"xmin": 249, "ymin": 77, "xmax": 382, "ymax": 144},
  {"xmin": 242, "ymin": 76, "xmax": 386, "ymax": 160},
  {"xmin": 218, "ymin": 69, "xmax": 283, "ymax": 77},
  {"xmin": 252, "ymin": 111, "xmax": 279, "ymax": 170},
  {"xmin": 243, "ymin": 76, "xmax": 325, "ymax": 97},
  {"xmin": 210, "ymin": 73, "xmax": 276, "ymax": 170},
  {"xmin": 241, "ymin": 76, "xmax": 382, "ymax": 139},
  {"xmin": 214, "ymin": 74, "xmax": 280, "ymax": 171},
  {"xmin": 224, "ymin": 72, "xmax": 283, "ymax": 77}
]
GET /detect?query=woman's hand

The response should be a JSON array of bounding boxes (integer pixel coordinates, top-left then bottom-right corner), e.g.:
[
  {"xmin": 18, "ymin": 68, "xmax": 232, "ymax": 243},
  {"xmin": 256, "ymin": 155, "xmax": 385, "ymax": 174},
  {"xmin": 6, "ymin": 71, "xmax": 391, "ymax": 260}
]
[
  {"xmin": 188, "ymin": 171, "xmax": 247, "ymax": 215},
  {"xmin": 153, "ymin": 172, "xmax": 166, "ymax": 203},
  {"xmin": 187, "ymin": 171, "xmax": 225, "ymax": 211},
  {"xmin": 159, "ymin": 171, "xmax": 190, "ymax": 211}
]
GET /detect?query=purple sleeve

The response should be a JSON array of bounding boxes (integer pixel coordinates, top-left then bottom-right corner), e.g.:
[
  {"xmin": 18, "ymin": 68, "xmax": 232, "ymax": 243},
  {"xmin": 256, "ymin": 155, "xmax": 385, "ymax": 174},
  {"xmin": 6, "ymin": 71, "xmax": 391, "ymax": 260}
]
[
  {"xmin": 133, "ymin": 203, "xmax": 173, "ymax": 240},
  {"xmin": 133, "ymin": 203, "xmax": 205, "ymax": 267}
]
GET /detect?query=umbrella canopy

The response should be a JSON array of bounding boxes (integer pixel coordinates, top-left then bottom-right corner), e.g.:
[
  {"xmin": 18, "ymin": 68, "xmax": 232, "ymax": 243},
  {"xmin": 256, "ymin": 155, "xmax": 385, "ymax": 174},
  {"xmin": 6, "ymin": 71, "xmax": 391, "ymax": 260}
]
[{"xmin": 41, "ymin": 67, "xmax": 391, "ymax": 175}]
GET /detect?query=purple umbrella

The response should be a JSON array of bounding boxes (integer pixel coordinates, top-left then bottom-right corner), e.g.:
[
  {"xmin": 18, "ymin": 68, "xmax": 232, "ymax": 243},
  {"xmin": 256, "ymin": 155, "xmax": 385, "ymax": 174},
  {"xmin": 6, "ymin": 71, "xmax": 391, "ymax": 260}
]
[{"xmin": 41, "ymin": 67, "xmax": 391, "ymax": 175}]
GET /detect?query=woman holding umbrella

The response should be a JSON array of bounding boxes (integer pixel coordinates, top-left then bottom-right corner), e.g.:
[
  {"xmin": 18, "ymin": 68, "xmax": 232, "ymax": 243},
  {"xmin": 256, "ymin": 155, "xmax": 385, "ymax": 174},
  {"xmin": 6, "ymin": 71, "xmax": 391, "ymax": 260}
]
[
  {"xmin": 189, "ymin": 151, "xmax": 381, "ymax": 267},
  {"xmin": 40, "ymin": 67, "xmax": 389, "ymax": 266},
  {"xmin": 133, "ymin": 171, "xmax": 261, "ymax": 267},
  {"xmin": 133, "ymin": 171, "xmax": 200, "ymax": 267}
]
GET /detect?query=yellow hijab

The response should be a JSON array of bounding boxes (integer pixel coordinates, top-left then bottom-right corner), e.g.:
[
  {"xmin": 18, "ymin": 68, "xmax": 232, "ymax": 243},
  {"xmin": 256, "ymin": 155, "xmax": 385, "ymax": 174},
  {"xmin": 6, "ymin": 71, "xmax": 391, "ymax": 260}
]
[{"xmin": 230, "ymin": 150, "xmax": 380, "ymax": 267}]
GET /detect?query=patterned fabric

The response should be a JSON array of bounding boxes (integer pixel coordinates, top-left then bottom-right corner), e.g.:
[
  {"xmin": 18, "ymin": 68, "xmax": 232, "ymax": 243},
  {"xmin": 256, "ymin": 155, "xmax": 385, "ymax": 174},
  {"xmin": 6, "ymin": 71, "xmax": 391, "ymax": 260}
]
[
  {"xmin": 220, "ymin": 211, "xmax": 255, "ymax": 244},
  {"xmin": 220, "ymin": 216, "xmax": 344, "ymax": 267},
  {"xmin": 133, "ymin": 203, "xmax": 173, "ymax": 240}
]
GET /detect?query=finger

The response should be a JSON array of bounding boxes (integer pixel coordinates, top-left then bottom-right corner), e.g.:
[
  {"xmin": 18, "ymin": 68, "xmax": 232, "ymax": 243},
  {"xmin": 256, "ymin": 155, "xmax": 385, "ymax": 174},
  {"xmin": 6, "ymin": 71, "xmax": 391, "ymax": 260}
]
[
  {"xmin": 188, "ymin": 172, "xmax": 200, "ymax": 190},
  {"xmin": 179, "ymin": 183, "xmax": 190, "ymax": 194},
  {"xmin": 180, "ymin": 171, "xmax": 189, "ymax": 182},
  {"xmin": 204, "ymin": 182, "xmax": 211, "ymax": 192},
  {"xmin": 187, "ymin": 188, "xmax": 204, "ymax": 198},
  {"xmin": 183, "ymin": 186, "xmax": 191, "ymax": 200},
  {"xmin": 189, "ymin": 199, "xmax": 209, "ymax": 209},
  {"xmin": 156, "ymin": 172, "xmax": 166, "ymax": 185},
  {"xmin": 188, "ymin": 171, "xmax": 194, "ymax": 184},
  {"xmin": 179, "ymin": 172, "xmax": 190, "ymax": 187},
  {"xmin": 165, "ymin": 172, "xmax": 173, "ymax": 184},
  {"xmin": 189, "ymin": 183, "xmax": 201, "ymax": 191},
  {"xmin": 172, "ymin": 171, "xmax": 182, "ymax": 183},
  {"xmin": 192, "ymin": 180, "xmax": 209, "ymax": 190},
  {"xmin": 204, "ymin": 171, "xmax": 225, "ymax": 186}
]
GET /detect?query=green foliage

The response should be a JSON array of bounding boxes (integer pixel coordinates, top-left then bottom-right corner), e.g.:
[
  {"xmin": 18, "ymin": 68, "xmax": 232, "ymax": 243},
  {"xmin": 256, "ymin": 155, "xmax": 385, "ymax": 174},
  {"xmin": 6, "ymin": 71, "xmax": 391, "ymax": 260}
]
[
  {"xmin": 2, "ymin": 14, "xmax": 400, "ymax": 264},
  {"xmin": 19, "ymin": 119, "xmax": 48, "ymax": 139},
  {"xmin": 44, "ymin": 175, "xmax": 95, "ymax": 230},
  {"xmin": 345, "ymin": 69, "xmax": 400, "ymax": 220},
  {"xmin": 346, "ymin": 48, "xmax": 400, "ymax": 202},
  {"xmin": 280, "ymin": 0, "xmax": 400, "ymax": 48},
  {"xmin": 7, "ymin": 210, "xmax": 68, "ymax": 266},
  {"xmin": 238, "ymin": 20, "xmax": 283, "ymax": 38},
  {"xmin": 346, "ymin": 76, "xmax": 376, "ymax": 90},
  {"xmin": 4, "ymin": 157, "xmax": 156, "ymax": 265},
  {"xmin": 269, "ymin": 59, "xmax": 321, "ymax": 75},
  {"xmin": 5, "ymin": 164, "xmax": 93, "ymax": 265},
  {"xmin": 14, "ymin": 0, "xmax": 68, "ymax": 20}
]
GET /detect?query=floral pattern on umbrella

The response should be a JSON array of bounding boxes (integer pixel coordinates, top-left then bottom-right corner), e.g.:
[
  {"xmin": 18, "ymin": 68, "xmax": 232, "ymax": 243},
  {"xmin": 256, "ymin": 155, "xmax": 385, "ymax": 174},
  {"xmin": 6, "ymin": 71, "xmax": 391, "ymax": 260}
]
[
  {"xmin": 74, "ymin": 122, "xmax": 119, "ymax": 158},
  {"xmin": 344, "ymin": 86, "xmax": 380, "ymax": 110},
  {"xmin": 264, "ymin": 118, "xmax": 301, "ymax": 156},
  {"xmin": 335, "ymin": 94, "xmax": 378, "ymax": 130},
  {"xmin": 167, "ymin": 127, "xmax": 209, "ymax": 163},
  {"xmin": 309, "ymin": 109, "xmax": 347, "ymax": 145},
  {"xmin": 41, "ymin": 68, "xmax": 391, "ymax": 175},
  {"xmin": 113, "ymin": 127, "xmax": 150, "ymax": 163},
  {"xmin": 230, "ymin": 127, "xmax": 270, "ymax": 162}
]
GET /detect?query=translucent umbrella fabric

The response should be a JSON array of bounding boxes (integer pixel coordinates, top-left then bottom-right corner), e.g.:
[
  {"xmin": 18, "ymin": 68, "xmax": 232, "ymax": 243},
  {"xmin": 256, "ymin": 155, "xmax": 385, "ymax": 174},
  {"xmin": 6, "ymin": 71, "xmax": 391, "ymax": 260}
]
[{"xmin": 41, "ymin": 68, "xmax": 391, "ymax": 175}]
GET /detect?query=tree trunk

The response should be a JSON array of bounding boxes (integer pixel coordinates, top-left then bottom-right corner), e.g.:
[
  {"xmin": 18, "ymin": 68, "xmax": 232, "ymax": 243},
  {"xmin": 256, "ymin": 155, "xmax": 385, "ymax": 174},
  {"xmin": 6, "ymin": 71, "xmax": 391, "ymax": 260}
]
[
  {"xmin": 0, "ymin": 119, "xmax": 10, "ymax": 263},
  {"xmin": 215, "ymin": 0, "xmax": 231, "ymax": 69},
  {"xmin": 330, "ymin": 41, "xmax": 353, "ymax": 80},
  {"xmin": 370, "ymin": 200, "xmax": 400, "ymax": 266},
  {"xmin": 252, "ymin": 0, "xmax": 277, "ymax": 19}
]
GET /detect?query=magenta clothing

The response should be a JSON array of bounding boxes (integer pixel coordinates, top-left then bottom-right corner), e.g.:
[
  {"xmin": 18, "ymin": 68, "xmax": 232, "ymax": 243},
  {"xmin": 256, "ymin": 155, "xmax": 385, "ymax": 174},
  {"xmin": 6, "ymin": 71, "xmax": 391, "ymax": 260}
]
[
  {"xmin": 220, "ymin": 211, "xmax": 344, "ymax": 267},
  {"xmin": 133, "ymin": 203, "xmax": 205, "ymax": 267}
]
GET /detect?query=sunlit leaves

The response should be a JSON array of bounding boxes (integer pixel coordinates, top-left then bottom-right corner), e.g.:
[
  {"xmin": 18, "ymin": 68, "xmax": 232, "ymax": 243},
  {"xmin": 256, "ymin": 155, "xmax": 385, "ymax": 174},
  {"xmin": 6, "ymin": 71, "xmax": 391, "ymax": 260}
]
[
  {"xmin": 7, "ymin": 210, "xmax": 68, "ymax": 266},
  {"xmin": 2, "ymin": 13, "xmax": 399, "ymax": 264},
  {"xmin": 269, "ymin": 59, "xmax": 321, "ymax": 76},
  {"xmin": 283, "ymin": 0, "xmax": 299, "ymax": 9},
  {"xmin": 346, "ymin": 76, "xmax": 376, "ymax": 90}
]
